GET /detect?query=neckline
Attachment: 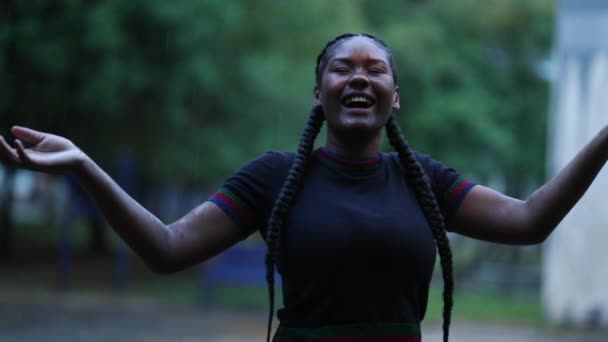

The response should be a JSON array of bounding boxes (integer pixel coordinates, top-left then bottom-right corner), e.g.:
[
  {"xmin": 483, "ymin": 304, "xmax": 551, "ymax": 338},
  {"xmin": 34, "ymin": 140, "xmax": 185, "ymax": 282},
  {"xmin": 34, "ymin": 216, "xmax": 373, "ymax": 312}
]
[{"xmin": 313, "ymin": 147, "xmax": 382, "ymax": 173}]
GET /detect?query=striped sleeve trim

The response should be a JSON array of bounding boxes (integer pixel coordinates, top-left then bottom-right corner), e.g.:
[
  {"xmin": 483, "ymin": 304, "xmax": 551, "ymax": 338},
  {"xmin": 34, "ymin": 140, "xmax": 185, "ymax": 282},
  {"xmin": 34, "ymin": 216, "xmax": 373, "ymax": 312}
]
[
  {"xmin": 208, "ymin": 187, "xmax": 254, "ymax": 229},
  {"xmin": 442, "ymin": 177, "xmax": 476, "ymax": 219}
]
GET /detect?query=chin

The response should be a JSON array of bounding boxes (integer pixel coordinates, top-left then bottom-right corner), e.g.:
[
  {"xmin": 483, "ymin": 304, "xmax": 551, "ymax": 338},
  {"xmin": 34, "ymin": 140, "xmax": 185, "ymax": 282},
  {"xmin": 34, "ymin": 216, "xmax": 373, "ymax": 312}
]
[
  {"xmin": 342, "ymin": 110, "xmax": 388, "ymax": 129},
  {"xmin": 334, "ymin": 119, "xmax": 384, "ymax": 140}
]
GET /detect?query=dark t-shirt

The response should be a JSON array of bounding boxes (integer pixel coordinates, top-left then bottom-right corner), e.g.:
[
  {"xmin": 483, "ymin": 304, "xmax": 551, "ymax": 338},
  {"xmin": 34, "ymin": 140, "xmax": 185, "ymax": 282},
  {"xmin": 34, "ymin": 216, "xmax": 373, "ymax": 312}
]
[{"xmin": 208, "ymin": 148, "xmax": 475, "ymax": 334}]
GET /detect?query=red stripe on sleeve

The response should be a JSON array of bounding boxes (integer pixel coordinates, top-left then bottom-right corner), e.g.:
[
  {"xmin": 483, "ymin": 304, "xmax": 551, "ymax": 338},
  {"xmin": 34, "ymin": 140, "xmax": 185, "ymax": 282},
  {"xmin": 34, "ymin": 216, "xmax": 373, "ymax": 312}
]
[
  {"xmin": 446, "ymin": 179, "xmax": 472, "ymax": 206},
  {"xmin": 214, "ymin": 192, "xmax": 251, "ymax": 223}
]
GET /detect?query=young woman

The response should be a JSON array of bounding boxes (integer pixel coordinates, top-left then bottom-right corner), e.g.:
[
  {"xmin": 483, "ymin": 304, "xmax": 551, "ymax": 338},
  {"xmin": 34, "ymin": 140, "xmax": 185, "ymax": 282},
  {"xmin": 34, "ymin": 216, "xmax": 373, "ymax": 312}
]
[{"xmin": 2, "ymin": 33, "xmax": 607, "ymax": 342}]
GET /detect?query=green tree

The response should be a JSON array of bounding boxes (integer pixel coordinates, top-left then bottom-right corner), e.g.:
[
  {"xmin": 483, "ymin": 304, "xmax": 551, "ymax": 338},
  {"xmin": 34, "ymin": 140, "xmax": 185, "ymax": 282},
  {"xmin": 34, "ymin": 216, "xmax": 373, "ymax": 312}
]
[
  {"xmin": 1, "ymin": 0, "xmax": 370, "ymax": 183},
  {"xmin": 0, "ymin": 0, "xmax": 554, "ymax": 257},
  {"xmin": 365, "ymin": 0, "xmax": 553, "ymax": 196},
  {"xmin": 0, "ymin": 0, "xmax": 369, "ymax": 255}
]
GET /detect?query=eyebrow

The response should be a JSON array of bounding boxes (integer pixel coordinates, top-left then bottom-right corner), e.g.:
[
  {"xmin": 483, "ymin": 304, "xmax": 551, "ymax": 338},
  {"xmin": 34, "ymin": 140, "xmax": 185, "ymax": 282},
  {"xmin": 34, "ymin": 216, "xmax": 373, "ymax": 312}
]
[{"xmin": 330, "ymin": 57, "xmax": 388, "ymax": 65}]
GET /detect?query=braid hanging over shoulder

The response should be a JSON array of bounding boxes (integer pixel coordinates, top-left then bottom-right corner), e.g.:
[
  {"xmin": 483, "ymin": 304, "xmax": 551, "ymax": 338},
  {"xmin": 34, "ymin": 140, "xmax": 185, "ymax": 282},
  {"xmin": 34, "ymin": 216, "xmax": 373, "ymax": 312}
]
[
  {"xmin": 264, "ymin": 106, "xmax": 325, "ymax": 342},
  {"xmin": 386, "ymin": 115, "xmax": 454, "ymax": 342}
]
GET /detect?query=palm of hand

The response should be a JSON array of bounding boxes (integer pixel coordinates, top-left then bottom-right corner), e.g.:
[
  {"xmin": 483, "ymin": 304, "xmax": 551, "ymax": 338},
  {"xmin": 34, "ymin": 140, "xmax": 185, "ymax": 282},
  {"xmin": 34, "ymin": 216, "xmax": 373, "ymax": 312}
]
[{"xmin": 0, "ymin": 126, "xmax": 83, "ymax": 173}]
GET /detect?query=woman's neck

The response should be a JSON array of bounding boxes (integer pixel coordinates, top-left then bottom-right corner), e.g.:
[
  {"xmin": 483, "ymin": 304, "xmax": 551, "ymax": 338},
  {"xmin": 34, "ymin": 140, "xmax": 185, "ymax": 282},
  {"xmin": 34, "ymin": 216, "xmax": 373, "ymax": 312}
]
[{"xmin": 324, "ymin": 136, "xmax": 381, "ymax": 160}]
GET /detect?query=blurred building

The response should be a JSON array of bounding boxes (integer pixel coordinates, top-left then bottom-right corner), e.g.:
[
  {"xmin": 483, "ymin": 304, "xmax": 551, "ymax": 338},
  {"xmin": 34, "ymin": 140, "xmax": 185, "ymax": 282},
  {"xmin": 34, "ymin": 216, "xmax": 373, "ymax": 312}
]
[{"xmin": 544, "ymin": 0, "xmax": 608, "ymax": 328}]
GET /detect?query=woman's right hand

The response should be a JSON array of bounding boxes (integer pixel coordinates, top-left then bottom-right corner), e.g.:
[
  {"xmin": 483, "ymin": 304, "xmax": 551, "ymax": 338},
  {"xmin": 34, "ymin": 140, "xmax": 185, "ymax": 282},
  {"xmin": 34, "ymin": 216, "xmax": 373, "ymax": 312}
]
[
  {"xmin": 0, "ymin": 126, "xmax": 246, "ymax": 273},
  {"xmin": 0, "ymin": 126, "xmax": 86, "ymax": 173}
]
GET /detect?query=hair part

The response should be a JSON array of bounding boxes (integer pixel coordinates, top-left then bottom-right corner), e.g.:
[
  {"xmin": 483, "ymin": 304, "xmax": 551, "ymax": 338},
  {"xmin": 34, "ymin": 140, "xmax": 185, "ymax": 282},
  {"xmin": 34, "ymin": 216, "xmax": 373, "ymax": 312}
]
[{"xmin": 314, "ymin": 33, "xmax": 399, "ymax": 86}]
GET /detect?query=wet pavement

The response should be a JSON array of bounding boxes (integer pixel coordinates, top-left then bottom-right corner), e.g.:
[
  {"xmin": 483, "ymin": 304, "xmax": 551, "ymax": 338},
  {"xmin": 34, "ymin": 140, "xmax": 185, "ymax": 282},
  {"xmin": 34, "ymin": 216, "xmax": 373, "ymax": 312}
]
[{"xmin": 1, "ymin": 289, "xmax": 606, "ymax": 342}]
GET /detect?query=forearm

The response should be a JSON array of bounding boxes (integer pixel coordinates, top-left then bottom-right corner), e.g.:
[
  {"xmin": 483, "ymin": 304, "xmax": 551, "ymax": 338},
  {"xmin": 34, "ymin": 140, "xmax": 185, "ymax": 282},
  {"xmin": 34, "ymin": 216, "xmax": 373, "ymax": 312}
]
[
  {"xmin": 525, "ymin": 126, "xmax": 608, "ymax": 240},
  {"xmin": 74, "ymin": 155, "xmax": 174, "ymax": 272}
]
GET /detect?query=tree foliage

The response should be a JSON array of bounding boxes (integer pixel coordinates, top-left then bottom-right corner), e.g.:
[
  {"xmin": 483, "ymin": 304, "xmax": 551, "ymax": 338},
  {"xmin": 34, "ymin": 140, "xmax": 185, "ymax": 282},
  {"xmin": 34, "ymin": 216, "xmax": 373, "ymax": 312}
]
[
  {"xmin": 0, "ymin": 0, "xmax": 554, "ymax": 193},
  {"xmin": 366, "ymin": 0, "xmax": 553, "ymax": 194}
]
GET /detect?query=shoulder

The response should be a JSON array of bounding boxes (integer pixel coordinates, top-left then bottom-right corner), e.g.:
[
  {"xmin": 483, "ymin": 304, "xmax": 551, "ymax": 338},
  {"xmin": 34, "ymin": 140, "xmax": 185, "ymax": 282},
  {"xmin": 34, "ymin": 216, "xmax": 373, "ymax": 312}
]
[
  {"xmin": 382, "ymin": 149, "xmax": 460, "ymax": 189},
  {"xmin": 383, "ymin": 150, "xmax": 475, "ymax": 221},
  {"xmin": 382, "ymin": 150, "xmax": 444, "ymax": 172},
  {"xmin": 266, "ymin": 150, "xmax": 294, "ymax": 163},
  {"xmin": 412, "ymin": 150, "xmax": 448, "ymax": 173},
  {"xmin": 240, "ymin": 150, "xmax": 295, "ymax": 174}
]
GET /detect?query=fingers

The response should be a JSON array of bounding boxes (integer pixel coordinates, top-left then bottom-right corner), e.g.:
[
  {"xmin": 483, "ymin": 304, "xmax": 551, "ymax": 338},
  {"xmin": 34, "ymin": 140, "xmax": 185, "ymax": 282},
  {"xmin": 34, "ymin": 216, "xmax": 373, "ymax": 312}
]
[
  {"xmin": 11, "ymin": 126, "xmax": 46, "ymax": 145},
  {"xmin": 14, "ymin": 139, "xmax": 33, "ymax": 165},
  {"xmin": 0, "ymin": 135, "xmax": 21, "ymax": 165}
]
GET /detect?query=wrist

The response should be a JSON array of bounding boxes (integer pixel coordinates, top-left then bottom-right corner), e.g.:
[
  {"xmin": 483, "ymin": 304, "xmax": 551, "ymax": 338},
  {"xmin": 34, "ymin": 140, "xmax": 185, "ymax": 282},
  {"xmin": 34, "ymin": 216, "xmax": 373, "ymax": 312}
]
[{"xmin": 71, "ymin": 150, "xmax": 94, "ymax": 179}]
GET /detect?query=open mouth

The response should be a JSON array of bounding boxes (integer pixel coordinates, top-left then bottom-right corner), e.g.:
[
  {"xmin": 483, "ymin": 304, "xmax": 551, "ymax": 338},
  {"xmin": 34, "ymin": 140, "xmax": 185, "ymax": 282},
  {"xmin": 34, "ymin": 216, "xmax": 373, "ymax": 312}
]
[{"xmin": 340, "ymin": 94, "xmax": 376, "ymax": 108}]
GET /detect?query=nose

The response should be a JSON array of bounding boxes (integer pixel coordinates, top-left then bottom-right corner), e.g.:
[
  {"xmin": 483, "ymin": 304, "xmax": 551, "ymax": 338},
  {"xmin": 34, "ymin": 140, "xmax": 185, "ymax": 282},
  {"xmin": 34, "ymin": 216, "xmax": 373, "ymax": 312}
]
[{"xmin": 348, "ymin": 71, "xmax": 370, "ymax": 89}]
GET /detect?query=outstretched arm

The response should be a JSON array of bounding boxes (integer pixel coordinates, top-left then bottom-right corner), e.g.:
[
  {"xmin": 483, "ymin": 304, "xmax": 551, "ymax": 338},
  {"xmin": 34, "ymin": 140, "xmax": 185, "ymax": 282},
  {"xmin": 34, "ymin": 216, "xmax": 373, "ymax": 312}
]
[
  {"xmin": 450, "ymin": 126, "xmax": 608, "ymax": 245},
  {"xmin": 0, "ymin": 126, "xmax": 245, "ymax": 272}
]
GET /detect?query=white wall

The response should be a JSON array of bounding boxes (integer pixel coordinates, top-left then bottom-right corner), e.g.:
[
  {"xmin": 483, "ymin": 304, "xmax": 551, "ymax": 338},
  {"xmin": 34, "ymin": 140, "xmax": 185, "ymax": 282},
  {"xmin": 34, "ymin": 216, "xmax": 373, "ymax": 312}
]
[{"xmin": 543, "ymin": 1, "xmax": 608, "ymax": 327}]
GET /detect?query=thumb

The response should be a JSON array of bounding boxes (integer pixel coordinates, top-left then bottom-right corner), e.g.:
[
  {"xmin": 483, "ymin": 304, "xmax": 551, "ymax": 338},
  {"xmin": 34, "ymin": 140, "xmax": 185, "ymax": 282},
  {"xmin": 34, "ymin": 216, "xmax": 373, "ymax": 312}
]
[{"xmin": 11, "ymin": 126, "xmax": 46, "ymax": 145}]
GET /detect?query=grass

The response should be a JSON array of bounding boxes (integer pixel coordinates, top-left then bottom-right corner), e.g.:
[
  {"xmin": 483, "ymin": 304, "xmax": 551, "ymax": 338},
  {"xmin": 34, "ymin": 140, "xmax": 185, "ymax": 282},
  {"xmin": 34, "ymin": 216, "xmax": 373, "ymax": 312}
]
[
  {"xmin": 134, "ymin": 280, "xmax": 544, "ymax": 325},
  {"xmin": 425, "ymin": 287, "xmax": 543, "ymax": 324}
]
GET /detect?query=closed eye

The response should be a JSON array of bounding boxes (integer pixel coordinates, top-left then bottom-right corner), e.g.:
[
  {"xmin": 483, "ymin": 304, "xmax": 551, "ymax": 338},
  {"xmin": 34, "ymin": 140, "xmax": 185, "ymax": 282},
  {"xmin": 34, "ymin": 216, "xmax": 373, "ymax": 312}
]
[
  {"xmin": 369, "ymin": 68, "xmax": 386, "ymax": 75},
  {"xmin": 332, "ymin": 67, "xmax": 350, "ymax": 74}
]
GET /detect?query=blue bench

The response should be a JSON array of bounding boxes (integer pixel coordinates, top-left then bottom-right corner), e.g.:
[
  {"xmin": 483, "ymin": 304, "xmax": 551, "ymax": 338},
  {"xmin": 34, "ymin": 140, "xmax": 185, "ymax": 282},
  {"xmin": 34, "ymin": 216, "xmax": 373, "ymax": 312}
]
[{"xmin": 198, "ymin": 243, "xmax": 281, "ymax": 305}]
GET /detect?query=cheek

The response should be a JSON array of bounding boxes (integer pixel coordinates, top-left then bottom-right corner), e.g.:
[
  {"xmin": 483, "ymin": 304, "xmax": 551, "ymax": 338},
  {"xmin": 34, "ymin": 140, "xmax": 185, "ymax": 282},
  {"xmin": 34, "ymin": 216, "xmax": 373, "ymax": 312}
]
[
  {"xmin": 320, "ymin": 76, "xmax": 345, "ymax": 97},
  {"xmin": 378, "ymin": 85, "xmax": 398, "ymax": 106}
]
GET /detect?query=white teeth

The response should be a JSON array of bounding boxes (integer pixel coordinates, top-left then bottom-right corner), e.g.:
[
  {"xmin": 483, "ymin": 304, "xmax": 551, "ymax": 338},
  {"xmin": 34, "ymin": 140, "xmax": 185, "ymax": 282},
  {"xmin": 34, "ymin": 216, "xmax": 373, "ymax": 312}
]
[{"xmin": 346, "ymin": 96, "xmax": 371, "ymax": 104}]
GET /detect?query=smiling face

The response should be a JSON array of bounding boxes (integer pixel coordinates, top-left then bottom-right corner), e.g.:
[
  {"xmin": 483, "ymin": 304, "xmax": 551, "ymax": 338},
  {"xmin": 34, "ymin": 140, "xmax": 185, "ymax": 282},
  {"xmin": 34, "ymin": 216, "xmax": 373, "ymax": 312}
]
[{"xmin": 314, "ymin": 36, "xmax": 400, "ymax": 142}]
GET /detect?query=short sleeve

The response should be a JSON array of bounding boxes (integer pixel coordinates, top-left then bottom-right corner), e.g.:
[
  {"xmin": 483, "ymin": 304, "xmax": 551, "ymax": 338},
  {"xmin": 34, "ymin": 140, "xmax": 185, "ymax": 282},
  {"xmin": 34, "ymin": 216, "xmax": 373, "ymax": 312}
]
[
  {"xmin": 207, "ymin": 151, "xmax": 293, "ymax": 237},
  {"xmin": 414, "ymin": 152, "xmax": 476, "ymax": 221}
]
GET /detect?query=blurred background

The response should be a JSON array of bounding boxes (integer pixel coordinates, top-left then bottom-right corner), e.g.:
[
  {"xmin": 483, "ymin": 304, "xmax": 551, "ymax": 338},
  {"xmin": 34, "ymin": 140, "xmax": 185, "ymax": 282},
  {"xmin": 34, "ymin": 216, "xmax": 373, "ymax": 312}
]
[{"xmin": 1, "ymin": 0, "xmax": 607, "ymax": 341}]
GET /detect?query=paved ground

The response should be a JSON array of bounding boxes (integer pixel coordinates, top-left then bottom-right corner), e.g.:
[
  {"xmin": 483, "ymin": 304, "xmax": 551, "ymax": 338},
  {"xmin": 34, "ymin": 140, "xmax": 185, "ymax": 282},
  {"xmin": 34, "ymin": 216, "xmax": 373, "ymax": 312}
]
[{"xmin": 1, "ymin": 288, "xmax": 607, "ymax": 342}]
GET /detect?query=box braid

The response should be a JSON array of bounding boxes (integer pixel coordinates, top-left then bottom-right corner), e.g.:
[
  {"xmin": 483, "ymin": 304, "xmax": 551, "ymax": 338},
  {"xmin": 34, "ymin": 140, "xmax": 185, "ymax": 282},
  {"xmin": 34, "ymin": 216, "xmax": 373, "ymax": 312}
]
[
  {"xmin": 264, "ymin": 105, "xmax": 324, "ymax": 341},
  {"xmin": 386, "ymin": 115, "xmax": 454, "ymax": 342},
  {"xmin": 264, "ymin": 33, "xmax": 453, "ymax": 342}
]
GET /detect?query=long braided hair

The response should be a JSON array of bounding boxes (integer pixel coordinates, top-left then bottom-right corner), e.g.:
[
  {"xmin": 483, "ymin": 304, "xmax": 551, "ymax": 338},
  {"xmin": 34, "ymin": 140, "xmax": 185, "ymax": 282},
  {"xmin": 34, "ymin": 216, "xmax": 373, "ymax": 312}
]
[{"xmin": 264, "ymin": 33, "xmax": 454, "ymax": 342}]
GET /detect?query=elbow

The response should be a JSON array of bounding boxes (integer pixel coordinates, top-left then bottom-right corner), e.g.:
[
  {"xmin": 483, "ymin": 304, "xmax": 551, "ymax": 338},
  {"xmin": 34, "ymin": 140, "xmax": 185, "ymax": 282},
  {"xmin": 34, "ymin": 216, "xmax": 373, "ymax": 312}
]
[
  {"xmin": 524, "ymin": 231, "xmax": 549, "ymax": 245},
  {"xmin": 142, "ymin": 232, "xmax": 192, "ymax": 275},
  {"xmin": 521, "ymin": 222, "xmax": 553, "ymax": 245},
  {"xmin": 138, "ymin": 241, "xmax": 182, "ymax": 275},
  {"xmin": 518, "ymin": 206, "xmax": 554, "ymax": 245},
  {"xmin": 145, "ymin": 256, "xmax": 181, "ymax": 275},
  {"xmin": 145, "ymin": 226, "xmax": 182, "ymax": 274},
  {"xmin": 149, "ymin": 265, "xmax": 180, "ymax": 275}
]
